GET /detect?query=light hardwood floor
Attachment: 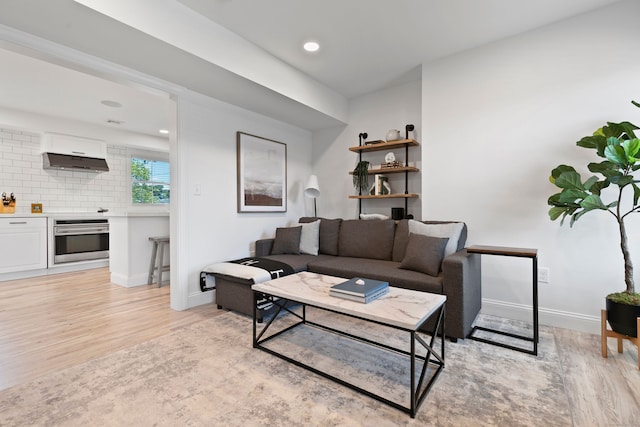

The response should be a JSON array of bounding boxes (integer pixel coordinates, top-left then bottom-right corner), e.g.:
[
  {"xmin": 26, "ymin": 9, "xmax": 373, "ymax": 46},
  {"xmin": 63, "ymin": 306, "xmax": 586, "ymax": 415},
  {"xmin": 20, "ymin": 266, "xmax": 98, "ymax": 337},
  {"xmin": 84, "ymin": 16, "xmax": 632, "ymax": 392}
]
[
  {"xmin": 0, "ymin": 268, "xmax": 638, "ymax": 426},
  {"xmin": 0, "ymin": 267, "xmax": 221, "ymax": 391}
]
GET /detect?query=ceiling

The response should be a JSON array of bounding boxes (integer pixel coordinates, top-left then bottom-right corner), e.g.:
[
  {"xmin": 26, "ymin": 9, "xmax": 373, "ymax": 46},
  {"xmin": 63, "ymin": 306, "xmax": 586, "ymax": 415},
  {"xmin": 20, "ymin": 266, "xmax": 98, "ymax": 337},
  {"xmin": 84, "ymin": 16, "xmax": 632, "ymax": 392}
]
[
  {"xmin": 0, "ymin": 47, "xmax": 174, "ymax": 138},
  {"xmin": 177, "ymin": 0, "xmax": 621, "ymax": 98},
  {"xmin": 0, "ymin": 0, "xmax": 623, "ymax": 134}
]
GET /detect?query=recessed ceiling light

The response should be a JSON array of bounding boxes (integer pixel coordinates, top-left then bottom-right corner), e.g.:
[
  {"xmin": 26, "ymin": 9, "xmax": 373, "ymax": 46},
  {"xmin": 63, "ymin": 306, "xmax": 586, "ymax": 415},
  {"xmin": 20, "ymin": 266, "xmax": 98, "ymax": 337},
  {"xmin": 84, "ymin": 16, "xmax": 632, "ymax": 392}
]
[
  {"xmin": 303, "ymin": 41, "xmax": 320, "ymax": 52},
  {"xmin": 159, "ymin": 129, "xmax": 169, "ymax": 134},
  {"xmin": 101, "ymin": 100, "xmax": 122, "ymax": 108}
]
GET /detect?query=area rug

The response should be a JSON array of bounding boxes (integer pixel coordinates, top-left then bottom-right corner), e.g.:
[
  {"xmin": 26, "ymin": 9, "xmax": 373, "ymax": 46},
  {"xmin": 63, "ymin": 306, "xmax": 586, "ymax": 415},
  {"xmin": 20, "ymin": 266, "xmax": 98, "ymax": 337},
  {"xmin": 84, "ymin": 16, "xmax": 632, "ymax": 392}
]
[{"xmin": 0, "ymin": 310, "xmax": 572, "ymax": 426}]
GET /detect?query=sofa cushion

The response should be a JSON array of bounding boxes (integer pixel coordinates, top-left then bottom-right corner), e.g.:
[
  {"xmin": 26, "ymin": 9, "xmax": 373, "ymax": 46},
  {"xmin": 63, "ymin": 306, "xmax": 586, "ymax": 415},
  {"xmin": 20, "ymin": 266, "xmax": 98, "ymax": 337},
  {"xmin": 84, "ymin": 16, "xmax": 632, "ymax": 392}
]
[
  {"xmin": 307, "ymin": 257, "xmax": 443, "ymax": 294},
  {"xmin": 299, "ymin": 217, "xmax": 342, "ymax": 256},
  {"xmin": 399, "ymin": 233, "xmax": 449, "ymax": 276},
  {"xmin": 297, "ymin": 219, "xmax": 320, "ymax": 255},
  {"xmin": 392, "ymin": 219, "xmax": 410, "ymax": 261},
  {"xmin": 271, "ymin": 226, "xmax": 302, "ymax": 255},
  {"xmin": 408, "ymin": 220, "xmax": 464, "ymax": 258},
  {"xmin": 338, "ymin": 219, "xmax": 395, "ymax": 260},
  {"xmin": 263, "ymin": 254, "xmax": 335, "ymax": 273}
]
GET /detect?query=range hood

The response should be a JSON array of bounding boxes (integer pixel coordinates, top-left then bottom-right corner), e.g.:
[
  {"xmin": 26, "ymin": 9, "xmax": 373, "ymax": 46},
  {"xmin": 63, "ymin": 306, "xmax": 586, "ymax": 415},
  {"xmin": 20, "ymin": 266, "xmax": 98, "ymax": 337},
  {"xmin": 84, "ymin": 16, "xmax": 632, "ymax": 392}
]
[{"xmin": 43, "ymin": 152, "xmax": 110, "ymax": 172}]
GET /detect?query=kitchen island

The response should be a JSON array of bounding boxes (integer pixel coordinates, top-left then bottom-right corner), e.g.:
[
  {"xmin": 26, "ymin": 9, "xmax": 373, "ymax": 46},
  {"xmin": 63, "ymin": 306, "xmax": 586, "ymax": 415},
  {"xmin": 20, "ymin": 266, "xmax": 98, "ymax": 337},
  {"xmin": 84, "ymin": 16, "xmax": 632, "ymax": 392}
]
[{"xmin": 106, "ymin": 210, "xmax": 169, "ymax": 287}]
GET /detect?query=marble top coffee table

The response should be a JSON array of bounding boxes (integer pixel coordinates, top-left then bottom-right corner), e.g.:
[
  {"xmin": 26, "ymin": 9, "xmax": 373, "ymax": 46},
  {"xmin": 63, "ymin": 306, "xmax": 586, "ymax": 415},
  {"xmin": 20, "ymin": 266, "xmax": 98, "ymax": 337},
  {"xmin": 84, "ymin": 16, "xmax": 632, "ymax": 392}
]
[{"xmin": 252, "ymin": 271, "xmax": 446, "ymax": 418}]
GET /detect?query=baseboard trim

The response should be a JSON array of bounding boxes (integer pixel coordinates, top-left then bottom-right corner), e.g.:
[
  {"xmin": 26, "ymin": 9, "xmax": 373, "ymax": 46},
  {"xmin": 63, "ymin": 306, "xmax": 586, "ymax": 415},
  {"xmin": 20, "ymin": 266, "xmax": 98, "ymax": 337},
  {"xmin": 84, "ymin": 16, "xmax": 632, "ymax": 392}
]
[
  {"xmin": 0, "ymin": 260, "xmax": 109, "ymax": 282},
  {"xmin": 187, "ymin": 289, "xmax": 215, "ymax": 309},
  {"xmin": 110, "ymin": 272, "xmax": 154, "ymax": 288},
  {"xmin": 481, "ymin": 298, "xmax": 600, "ymax": 335}
]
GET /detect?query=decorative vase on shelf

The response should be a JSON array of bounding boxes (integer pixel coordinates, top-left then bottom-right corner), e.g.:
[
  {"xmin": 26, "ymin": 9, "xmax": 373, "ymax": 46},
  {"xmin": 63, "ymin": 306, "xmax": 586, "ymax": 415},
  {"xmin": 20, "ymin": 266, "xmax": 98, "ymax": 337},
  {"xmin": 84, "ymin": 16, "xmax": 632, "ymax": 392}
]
[{"xmin": 385, "ymin": 129, "xmax": 401, "ymax": 142}]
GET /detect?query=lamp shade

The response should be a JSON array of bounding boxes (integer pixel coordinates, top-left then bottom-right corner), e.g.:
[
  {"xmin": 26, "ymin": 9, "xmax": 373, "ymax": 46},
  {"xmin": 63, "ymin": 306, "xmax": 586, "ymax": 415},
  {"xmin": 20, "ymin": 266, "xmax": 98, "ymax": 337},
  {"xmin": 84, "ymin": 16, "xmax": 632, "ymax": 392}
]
[{"xmin": 304, "ymin": 175, "xmax": 320, "ymax": 198}]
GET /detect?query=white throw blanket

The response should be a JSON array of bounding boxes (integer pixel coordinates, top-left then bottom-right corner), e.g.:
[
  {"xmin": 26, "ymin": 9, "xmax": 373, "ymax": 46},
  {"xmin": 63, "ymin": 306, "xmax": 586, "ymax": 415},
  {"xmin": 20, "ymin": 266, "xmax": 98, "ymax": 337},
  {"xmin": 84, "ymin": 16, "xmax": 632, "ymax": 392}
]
[{"xmin": 201, "ymin": 262, "xmax": 272, "ymax": 284}]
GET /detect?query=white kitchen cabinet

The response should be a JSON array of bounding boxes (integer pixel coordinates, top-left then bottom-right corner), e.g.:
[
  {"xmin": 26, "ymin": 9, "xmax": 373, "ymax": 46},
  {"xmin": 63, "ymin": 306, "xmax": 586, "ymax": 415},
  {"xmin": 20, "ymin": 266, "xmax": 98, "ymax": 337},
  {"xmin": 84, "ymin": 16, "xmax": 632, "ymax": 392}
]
[
  {"xmin": 0, "ymin": 217, "xmax": 47, "ymax": 273},
  {"xmin": 42, "ymin": 133, "xmax": 107, "ymax": 159}
]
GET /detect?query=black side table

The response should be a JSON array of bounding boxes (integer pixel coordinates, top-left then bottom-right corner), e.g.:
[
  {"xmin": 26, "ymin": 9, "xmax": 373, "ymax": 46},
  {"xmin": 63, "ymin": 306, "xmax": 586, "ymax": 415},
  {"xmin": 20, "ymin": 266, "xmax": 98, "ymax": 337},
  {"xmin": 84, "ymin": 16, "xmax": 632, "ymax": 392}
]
[{"xmin": 467, "ymin": 245, "xmax": 539, "ymax": 356}]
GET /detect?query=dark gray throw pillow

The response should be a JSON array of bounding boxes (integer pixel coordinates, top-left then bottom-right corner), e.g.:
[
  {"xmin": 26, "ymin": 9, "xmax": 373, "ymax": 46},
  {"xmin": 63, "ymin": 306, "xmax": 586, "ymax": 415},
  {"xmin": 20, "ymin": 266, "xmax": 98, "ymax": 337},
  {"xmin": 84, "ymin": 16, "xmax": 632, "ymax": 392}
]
[
  {"xmin": 399, "ymin": 233, "xmax": 449, "ymax": 276},
  {"xmin": 299, "ymin": 217, "xmax": 342, "ymax": 256},
  {"xmin": 271, "ymin": 226, "xmax": 302, "ymax": 255}
]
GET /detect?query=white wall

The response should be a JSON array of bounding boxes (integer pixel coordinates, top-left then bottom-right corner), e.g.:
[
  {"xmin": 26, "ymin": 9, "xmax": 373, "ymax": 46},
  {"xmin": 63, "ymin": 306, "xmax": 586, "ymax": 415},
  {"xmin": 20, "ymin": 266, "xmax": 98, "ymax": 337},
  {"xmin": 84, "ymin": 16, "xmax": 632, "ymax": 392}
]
[
  {"xmin": 313, "ymin": 79, "xmax": 422, "ymax": 220},
  {"xmin": 421, "ymin": 0, "xmax": 640, "ymax": 333},
  {"xmin": 171, "ymin": 92, "xmax": 313, "ymax": 309}
]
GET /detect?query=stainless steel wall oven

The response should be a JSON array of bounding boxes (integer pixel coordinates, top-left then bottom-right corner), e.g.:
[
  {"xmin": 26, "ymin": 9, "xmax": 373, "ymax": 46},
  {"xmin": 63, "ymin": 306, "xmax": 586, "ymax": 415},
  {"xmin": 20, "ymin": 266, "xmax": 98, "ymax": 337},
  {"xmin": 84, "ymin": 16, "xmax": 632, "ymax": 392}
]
[{"xmin": 53, "ymin": 218, "xmax": 109, "ymax": 264}]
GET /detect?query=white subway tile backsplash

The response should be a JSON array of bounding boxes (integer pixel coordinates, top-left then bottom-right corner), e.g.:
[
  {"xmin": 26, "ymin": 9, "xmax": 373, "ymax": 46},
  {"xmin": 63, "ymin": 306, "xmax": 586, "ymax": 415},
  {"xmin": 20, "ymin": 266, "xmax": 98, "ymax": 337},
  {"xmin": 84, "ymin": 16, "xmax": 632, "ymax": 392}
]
[
  {"xmin": 4, "ymin": 152, "xmax": 23, "ymax": 161},
  {"xmin": 11, "ymin": 133, "xmax": 33, "ymax": 142},
  {"xmin": 13, "ymin": 161, "xmax": 32, "ymax": 169},
  {"xmin": 0, "ymin": 127, "xmax": 130, "ymax": 214},
  {"xmin": 3, "ymin": 166, "xmax": 22, "ymax": 174}
]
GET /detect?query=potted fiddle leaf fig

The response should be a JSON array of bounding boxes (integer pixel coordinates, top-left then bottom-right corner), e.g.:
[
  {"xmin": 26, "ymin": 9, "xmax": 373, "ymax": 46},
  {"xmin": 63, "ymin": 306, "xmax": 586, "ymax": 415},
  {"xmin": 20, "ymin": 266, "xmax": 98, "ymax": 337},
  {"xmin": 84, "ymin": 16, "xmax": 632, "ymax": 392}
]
[{"xmin": 548, "ymin": 100, "xmax": 640, "ymax": 338}]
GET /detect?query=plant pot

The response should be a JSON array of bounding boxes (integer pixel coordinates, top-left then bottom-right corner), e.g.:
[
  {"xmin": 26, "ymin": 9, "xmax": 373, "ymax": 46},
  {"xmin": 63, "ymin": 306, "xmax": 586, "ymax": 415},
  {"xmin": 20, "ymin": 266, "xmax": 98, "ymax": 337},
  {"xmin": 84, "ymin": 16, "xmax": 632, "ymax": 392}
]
[{"xmin": 606, "ymin": 298, "xmax": 640, "ymax": 338}]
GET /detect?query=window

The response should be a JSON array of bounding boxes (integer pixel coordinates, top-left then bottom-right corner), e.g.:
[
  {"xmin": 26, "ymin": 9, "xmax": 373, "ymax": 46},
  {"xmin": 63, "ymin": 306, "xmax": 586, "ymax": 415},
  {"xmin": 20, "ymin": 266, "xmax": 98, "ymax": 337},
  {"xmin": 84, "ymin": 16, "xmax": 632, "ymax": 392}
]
[{"xmin": 131, "ymin": 157, "xmax": 170, "ymax": 204}]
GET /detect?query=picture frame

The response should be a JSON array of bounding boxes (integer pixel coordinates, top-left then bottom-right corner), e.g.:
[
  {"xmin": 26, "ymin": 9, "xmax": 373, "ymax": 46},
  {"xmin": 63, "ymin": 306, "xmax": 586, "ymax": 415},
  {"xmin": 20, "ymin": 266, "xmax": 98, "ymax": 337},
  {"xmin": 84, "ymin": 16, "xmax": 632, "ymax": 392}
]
[{"xmin": 237, "ymin": 132, "xmax": 287, "ymax": 212}]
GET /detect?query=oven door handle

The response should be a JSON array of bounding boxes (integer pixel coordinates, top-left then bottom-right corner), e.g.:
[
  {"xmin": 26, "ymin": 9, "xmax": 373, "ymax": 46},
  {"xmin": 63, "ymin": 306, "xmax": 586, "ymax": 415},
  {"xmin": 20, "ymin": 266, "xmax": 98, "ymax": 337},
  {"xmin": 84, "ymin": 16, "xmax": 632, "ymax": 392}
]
[{"xmin": 54, "ymin": 227, "xmax": 109, "ymax": 235}]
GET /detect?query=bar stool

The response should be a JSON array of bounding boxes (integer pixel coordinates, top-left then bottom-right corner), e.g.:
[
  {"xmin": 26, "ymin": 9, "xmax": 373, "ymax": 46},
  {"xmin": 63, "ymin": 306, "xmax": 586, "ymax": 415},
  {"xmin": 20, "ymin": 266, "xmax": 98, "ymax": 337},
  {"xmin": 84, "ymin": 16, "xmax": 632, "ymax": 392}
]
[{"xmin": 148, "ymin": 236, "xmax": 170, "ymax": 287}]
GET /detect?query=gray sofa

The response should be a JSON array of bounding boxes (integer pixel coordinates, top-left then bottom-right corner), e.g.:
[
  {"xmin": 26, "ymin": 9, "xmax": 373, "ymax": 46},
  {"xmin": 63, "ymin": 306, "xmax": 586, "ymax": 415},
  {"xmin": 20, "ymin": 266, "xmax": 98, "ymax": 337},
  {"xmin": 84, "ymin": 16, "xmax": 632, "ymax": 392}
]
[{"xmin": 213, "ymin": 217, "xmax": 482, "ymax": 340}]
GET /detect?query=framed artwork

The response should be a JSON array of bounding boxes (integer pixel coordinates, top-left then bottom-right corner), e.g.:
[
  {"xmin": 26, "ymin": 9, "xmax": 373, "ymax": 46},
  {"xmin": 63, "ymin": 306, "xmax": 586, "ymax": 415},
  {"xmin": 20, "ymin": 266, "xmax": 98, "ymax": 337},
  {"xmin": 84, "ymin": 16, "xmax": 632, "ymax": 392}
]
[{"xmin": 237, "ymin": 132, "xmax": 287, "ymax": 212}]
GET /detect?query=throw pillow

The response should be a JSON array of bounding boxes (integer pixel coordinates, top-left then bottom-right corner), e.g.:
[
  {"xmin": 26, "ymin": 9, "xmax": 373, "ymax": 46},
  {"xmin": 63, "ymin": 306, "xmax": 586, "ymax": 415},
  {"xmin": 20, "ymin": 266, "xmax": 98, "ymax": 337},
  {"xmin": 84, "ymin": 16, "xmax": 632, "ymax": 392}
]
[
  {"xmin": 299, "ymin": 217, "xmax": 342, "ymax": 256},
  {"xmin": 271, "ymin": 226, "xmax": 302, "ymax": 255},
  {"xmin": 338, "ymin": 219, "xmax": 395, "ymax": 260},
  {"xmin": 359, "ymin": 213, "xmax": 390, "ymax": 220},
  {"xmin": 399, "ymin": 233, "xmax": 449, "ymax": 276},
  {"xmin": 297, "ymin": 219, "xmax": 320, "ymax": 255},
  {"xmin": 408, "ymin": 220, "xmax": 464, "ymax": 257}
]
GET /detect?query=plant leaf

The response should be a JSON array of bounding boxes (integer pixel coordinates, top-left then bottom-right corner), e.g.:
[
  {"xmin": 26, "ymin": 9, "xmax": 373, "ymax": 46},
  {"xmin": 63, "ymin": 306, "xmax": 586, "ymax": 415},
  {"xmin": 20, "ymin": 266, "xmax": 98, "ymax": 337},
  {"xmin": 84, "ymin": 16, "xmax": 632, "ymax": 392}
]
[
  {"xmin": 548, "ymin": 207, "xmax": 567, "ymax": 221},
  {"xmin": 588, "ymin": 160, "xmax": 615, "ymax": 174},
  {"xmin": 623, "ymin": 138, "xmax": 640, "ymax": 162},
  {"xmin": 550, "ymin": 165, "xmax": 576, "ymax": 182},
  {"xmin": 603, "ymin": 121, "xmax": 639, "ymax": 140},
  {"xmin": 577, "ymin": 135, "xmax": 607, "ymax": 157},
  {"xmin": 553, "ymin": 171, "xmax": 585, "ymax": 190},
  {"xmin": 580, "ymin": 194, "xmax": 607, "ymax": 211},
  {"xmin": 605, "ymin": 140, "xmax": 628, "ymax": 167},
  {"xmin": 557, "ymin": 189, "xmax": 587, "ymax": 204},
  {"xmin": 583, "ymin": 175, "xmax": 599, "ymax": 191},
  {"xmin": 588, "ymin": 179, "xmax": 610, "ymax": 195},
  {"xmin": 616, "ymin": 175, "xmax": 634, "ymax": 187},
  {"xmin": 634, "ymin": 183, "xmax": 640, "ymax": 206}
]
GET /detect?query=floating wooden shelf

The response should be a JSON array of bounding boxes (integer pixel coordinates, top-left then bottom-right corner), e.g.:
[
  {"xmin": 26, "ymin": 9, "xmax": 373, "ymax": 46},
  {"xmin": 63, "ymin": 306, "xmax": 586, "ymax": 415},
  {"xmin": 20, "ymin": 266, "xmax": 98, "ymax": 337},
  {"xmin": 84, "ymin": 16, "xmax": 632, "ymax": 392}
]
[
  {"xmin": 350, "ymin": 137, "xmax": 420, "ymax": 216},
  {"xmin": 349, "ymin": 166, "xmax": 419, "ymax": 175},
  {"xmin": 349, "ymin": 139, "xmax": 419, "ymax": 153},
  {"xmin": 349, "ymin": 194, "xmax": 419, "ymax": 199}
]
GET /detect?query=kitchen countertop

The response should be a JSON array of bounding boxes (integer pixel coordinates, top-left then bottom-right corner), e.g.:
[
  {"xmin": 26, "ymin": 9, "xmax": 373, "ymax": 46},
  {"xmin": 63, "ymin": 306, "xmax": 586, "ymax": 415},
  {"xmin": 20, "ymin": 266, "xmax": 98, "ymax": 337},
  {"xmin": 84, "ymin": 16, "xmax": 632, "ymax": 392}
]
[
  {"xmin": 1, "ymin": 210, "xmax": 169, "ymax": 219},
  {"xmin": 103, "ymin": 210, "xmax": 169, "ymax": 217}
]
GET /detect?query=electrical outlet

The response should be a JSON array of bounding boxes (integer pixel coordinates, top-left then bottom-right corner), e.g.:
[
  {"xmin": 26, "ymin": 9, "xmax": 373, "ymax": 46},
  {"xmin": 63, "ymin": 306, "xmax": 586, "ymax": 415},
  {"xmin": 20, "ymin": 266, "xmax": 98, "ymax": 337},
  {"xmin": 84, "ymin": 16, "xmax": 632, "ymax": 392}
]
[
  {"xmin": 538, "ymin": 267, "xmax": 550, "ymax": 283},
  {"xmin": 194, "ymin": 184, "xmax": 201, "ymax": 196}
]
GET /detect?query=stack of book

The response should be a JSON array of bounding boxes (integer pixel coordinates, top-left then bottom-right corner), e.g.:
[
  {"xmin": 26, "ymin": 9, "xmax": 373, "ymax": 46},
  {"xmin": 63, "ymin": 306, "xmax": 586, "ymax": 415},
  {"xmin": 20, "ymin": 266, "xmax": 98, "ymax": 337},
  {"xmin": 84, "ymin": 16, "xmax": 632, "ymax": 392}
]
[{"xmin": 329, "ymin": 277, "xmax": 389, "ymax": 303}]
